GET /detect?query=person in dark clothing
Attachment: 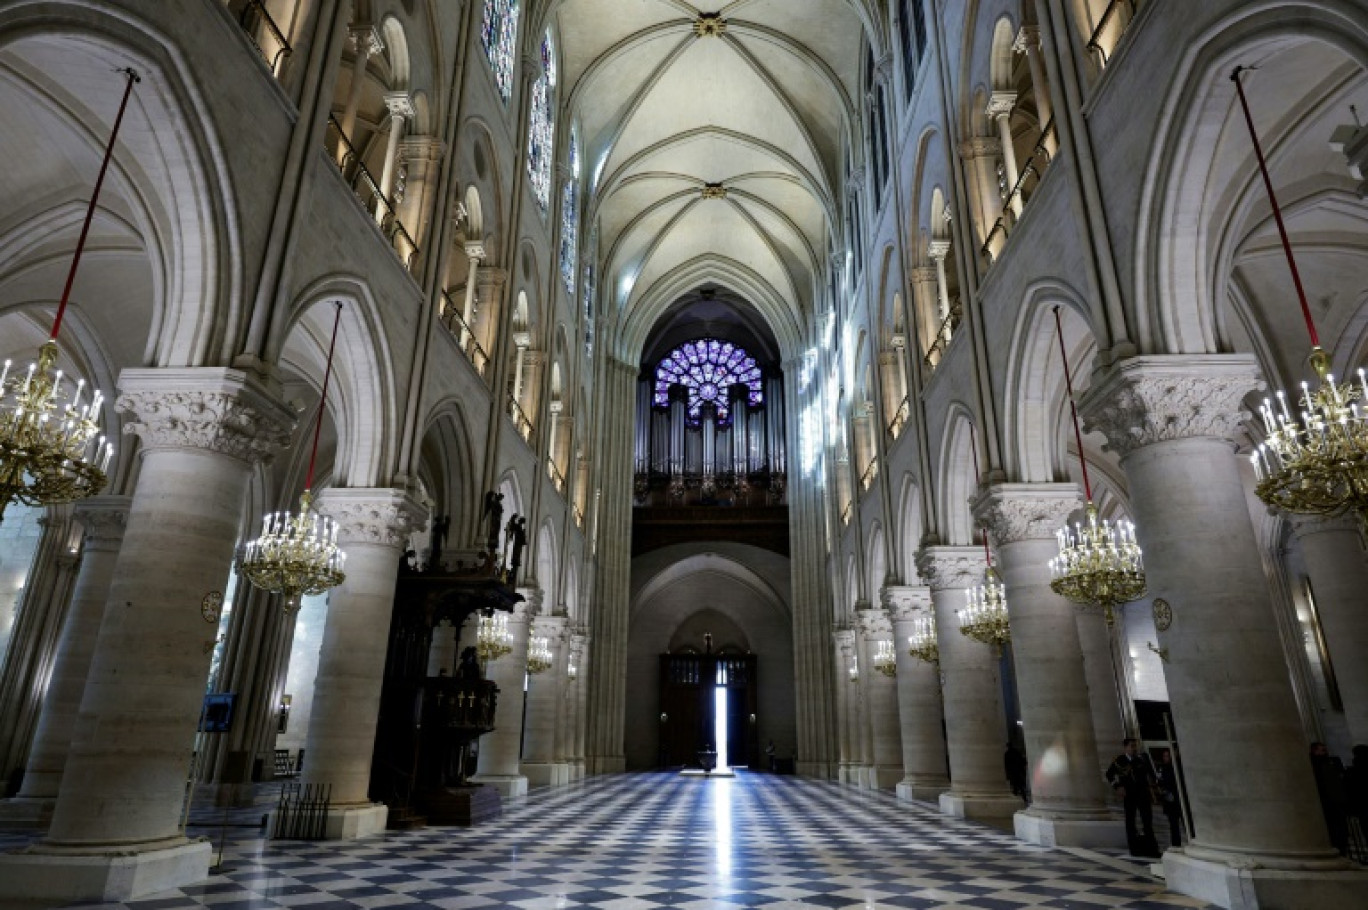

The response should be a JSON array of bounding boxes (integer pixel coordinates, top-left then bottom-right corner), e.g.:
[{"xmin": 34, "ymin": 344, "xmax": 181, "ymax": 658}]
[
  {"xmin": 1107, "ymin": 738, "xmax": 1160, "ymax": 858},
  {"xmin": 1004, "ymin": 743, "xmax": 1029, "ymax": 804},
  {"xmin": 1156, "ymin": 748, "xmax": 1184, "ymax": 847},
  {"xmin": 1310, "ymin": 742, "xmax": 1350, "ymax": 855}
]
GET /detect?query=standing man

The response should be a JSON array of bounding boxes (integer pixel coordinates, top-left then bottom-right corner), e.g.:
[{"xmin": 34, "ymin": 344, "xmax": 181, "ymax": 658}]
[{"xmin": 1107, "ymin": 738, "xmax": 1160, "ymax": 857}]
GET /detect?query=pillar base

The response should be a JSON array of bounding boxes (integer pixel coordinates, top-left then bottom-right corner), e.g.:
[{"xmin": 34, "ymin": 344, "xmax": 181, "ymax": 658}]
[
  {"xmin": 1163, "ymin": 849, "xmax": 1368, "ymax": 909},
  {"xmin": 1014, "ymin": 808, "xmax": 1127, "ymax": 848},
  {"xmin": 896, "ymin": 777, "xmax": 949, "ymax": 802},
  {"xmin": 0, "ymin": 796, "xmax": 55, "ymax": 829},
  {"xmin": 797, "ymin": 761, "xmax": 835, "ymax": 779},
  {"xmin": 569, "ymin": 760, "xmax": 585, "ymax": 780},
  {"xmin": 469, "ymin": 773, "xmax": 527, "ymax": 798},
  {"xmin": 939, "ymin": 791, "xmax": 1022, "ymax": 821},
  {"xmin": 866, "ymin": 765, "xmax": 902, "ymax": 790},
  {"xmin": 0, "ymin": 838, "xmax": 210, "ymax": 903},
  {"xmin": 523, "ymin": 762, "xmax": 571, "ymax": 788}
]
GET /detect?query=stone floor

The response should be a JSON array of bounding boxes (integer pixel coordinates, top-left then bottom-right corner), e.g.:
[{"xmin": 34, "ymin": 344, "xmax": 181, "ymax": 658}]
[{"xmin": 1, "ymin": 771, "xmax": 1215, "ymax": 909}]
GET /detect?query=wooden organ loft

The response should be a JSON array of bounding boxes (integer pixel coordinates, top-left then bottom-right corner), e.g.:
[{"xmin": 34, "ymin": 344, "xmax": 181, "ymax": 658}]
[{"xmin": 631, "ymin": 337, "xmax": 789, "ymax": 557}]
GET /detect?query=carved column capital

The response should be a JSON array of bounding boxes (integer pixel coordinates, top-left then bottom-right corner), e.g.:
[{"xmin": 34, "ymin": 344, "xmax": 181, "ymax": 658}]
[
  {"xmin": 74, "ymin": 495, "xmax": 133, "ymax": 551},
  {"xmin": 116, "ymin": 368, "xmax": 295, "ymax": 465},
  {"xmin": 971, "ymin": 482, "xmax": 1081, "ymax": 547},
  {"xmin": 384, "ymin": 91, "xmax": 415, "ymax": 121},
  {"xmin": 927, "ymin": 239, "xmax": 952, "ymax": 261},
  {"xmin": 349, "ymin": 25, "xmax": 384, "ymax": 58},
  {"xmin": 880, "ymin": 584, "xmax": 932, "ymax": 621},
  {"xmin": 855, "ymin": 605, "xmax": 892, "ymax": 639},
  {"xmin": 1078, "ymin": 355, "xmax": 1263, "ymax": 459},
  {"xmin": 517, "ymin": 585, "xmax": 544, "ymax": 616},
  {"xmin": 1013, "ymin": 25, "xmax": 1042, "ymax": 54},
  {"xmin": 316, "ymin": 488, "xmax": 427, "ymax": 549},
  {"xmin": 915, "ymin": 545, "xmax": 985, "ymax": 592},
  {"xmin": 986, "ymin": 91, "xmax": 1017, "ymax": 120},
  {"xmin": 464, "ymin": 241, "xmax": 487, "ymax": 261},
  {"xmin": 833, "ymin": 626, "xmax": 856, "ymax": 652},
  {"xmin": 532, "ymin": 613, "xmax": 569, "ymax": 641}
]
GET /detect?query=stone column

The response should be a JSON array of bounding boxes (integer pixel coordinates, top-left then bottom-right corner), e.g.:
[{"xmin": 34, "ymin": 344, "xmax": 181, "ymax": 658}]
[
  {"xmin": 522, "ymin": 613, "xmax": 569, "ymax": 788},
  {"xmin": 1076, "ymin": 608, "xmax": 1128, "ymax": 781},
  {"xmin": 376, "ymin": 91, "xmax": 414, "ymax": 218},
  {"xmin": 0, "ymin": 370, "xmax": 293, "ymax": 904},
  {"xmin": 8, "ymin": 499, "xmax": 127, "ymax": 818},
  {"xmin": 472, "ymin": 591, "xmax": 535, "ymax": 796},
  {"xmin": 337, "ymin": 25, "xmax": 383, "ymax": 161},
  {"xmin": 957, "ymin": 136, "xmax": 1003, "ymax": 254},
  {"xmin": 302, "ymin": 487, "xmax": 424, "ymax": 840},
  {"xmin": 916, "ymin": 546, "xmax": 1019, "ymax": 820},
  {"xmin": 855, "ymin": 605, "xmax": 901, "ymax": 789},
  {"xmin": 1291, "ymin": 515, "xmax": 1368, "ymax": 746},
  {"xmin": 1013, "ymin": 26, "xmax": 1057, "ymax": 155},
  {"xmin": 1081, "ymin": 356, "xmax": 1367, "ymax": 907},
  {"xmin": 973, "ymin": 484, "xmax": 1117, "ymax": 848},
  {"xmin": 0, "ymin": 504, "xmax": 78, "ymax": 804},
  {"xmin": 459, "ymin": 241, "xmax": 485, "ymax": 351},
  {"xmin": 884, "ymin": 584, "xmax": 950, "ymax": 801},
  {"xmin": 567, "ymin": 629, "xmax": 587, "ymax": 779},
  {"xmin": 396, "ymin": 134, "xmax": 444, "ymax": 251},
  {"xmin": 987, "ymin": 92, "xmax": 1022, "ymax": 215},
  {"xmin": 928, "ymin": 241, "xmax": 954, "ymax": 344},
  {"xmin": 834, "ymin": 627, "xmax": 859, "ymax": 784}
]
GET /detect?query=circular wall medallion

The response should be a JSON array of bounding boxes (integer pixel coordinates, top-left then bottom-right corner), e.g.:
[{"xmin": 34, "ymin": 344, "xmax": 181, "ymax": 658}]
[
  {"xmin": 1152, "ymin": 597, "xmax": 1172, "ymax": 632},
  {"xmin": 201, "ymin": 591, "xmax": 224, "ymax": 624}
]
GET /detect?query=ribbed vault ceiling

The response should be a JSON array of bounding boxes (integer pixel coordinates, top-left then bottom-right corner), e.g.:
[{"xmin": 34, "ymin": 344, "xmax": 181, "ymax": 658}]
[{"xmin": 550, "ymin": 0, "xmax": 868, "ymax": 346}]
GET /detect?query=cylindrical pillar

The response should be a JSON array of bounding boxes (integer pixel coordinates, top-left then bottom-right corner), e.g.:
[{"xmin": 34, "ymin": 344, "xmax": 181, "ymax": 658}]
[
  {"xmin": 13, "ymin": 497, "xmax": 130, "ymax": 806},
  {"xmin": 522, "ymin": 613, "xmax": 567, "ymax": 788},
  {"xmin": 1291, "ymin": 515, "xmax": 1368, "ymax": 746},
  {"xmin": 988, "ymin": 93, "xmax": 1022, "ymax": 215},
  {"xmin": 1081, "ymin": 358, "xmax": 1360, "ymax": 903},
  {"xmin": 856, "ymin": 606, "xmax": 901, "ymax": 789},
  {"xmin": 974, "ymin": 484, "xmax": 1114, "ymax": 845},
  {"xmin": 337, "ymin": 26, "xmax": 382, "ymax": 162},
  {"xmin": 916, "ymin": 546, "xmax": 1020, "ymax": 821},
  {"xmin": 375, "ymin": 92, "xmax": 414, "ymax": 219},
  {"xmin": 304, "ymin": 487, "xmax": 424, "ymax": 839},
  {"xmin": 473, "ymin": 592, "xmax": 535, "ymax": 796},
  {"xmin": 885, "ymin": 585, "xmax": 950, "ymax": 801}
]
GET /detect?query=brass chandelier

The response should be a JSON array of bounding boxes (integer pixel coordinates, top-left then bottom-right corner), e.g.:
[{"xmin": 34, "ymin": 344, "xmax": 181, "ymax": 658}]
[
  {"xmin": 872, "ymin": 639, "xmax": 897, "ymax": 677},
  {"xmin": 240, "ymin": 303, "xmax": 347, "ymax": 610},
  {"xmin": 527, "ymin": 634, "xmax": 552, "ymax": 674},
  {"xmin": 1046, "ymin": 306, "xmax": 1146, "ymax": 624},
  {"xmin": 1231, "ymin": 67, "xmax": 1368, "ymax": 527},
  {"xmin": 907, "ymin": 615, "xmax": 939, "ymax": 664},
  {"xmin": 477, "ymin": 611, "xmax": 513, "ymax": 663},
  {"xmin": 960, "ymin": 433, "xmax": 1010, "ymax": 651},
  {"xmin": 0, "ymin": 70, "xmax": 139, "ymax": 520}
]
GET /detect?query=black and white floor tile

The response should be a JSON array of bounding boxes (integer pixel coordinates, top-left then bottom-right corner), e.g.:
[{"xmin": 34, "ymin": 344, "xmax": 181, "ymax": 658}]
[{"xmin": 2, "ymin": 772, "xmax": 1214, "ymax": 909}]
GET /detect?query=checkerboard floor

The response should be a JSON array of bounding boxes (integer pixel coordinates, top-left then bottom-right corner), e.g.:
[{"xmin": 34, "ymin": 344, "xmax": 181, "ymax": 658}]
[{"xmin": 6, "ymin": 772, "xmax": 1214, "ymax": 909}]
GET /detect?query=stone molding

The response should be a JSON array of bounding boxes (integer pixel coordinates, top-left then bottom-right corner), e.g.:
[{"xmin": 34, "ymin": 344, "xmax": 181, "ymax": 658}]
[
  {"xmin": 1078, "ymin": 355, "xmax": 1263, "ymax": 459},
  {"xmin": 532, "ymin": 614, "xmax": 569, "ymax": 642},
  {"xmin": 880, "ymin": 584, "xmax": 932, "ymax": 621},
  {"xmin": 74, "ymin": 496, "xmax": 133, "ymax": 550},
  {"xmin": 516, "ymin": 586, "xmax": 544, "ymax": 616},
  {"xmin": 349, "ymin": 25, "xmax": 384, "ymax": 57},
  {"xmin": 915, "ymin": 545, "xmax": 985, "ymax": 592},
  {"xmin": 971, "ymin": 482, "xmax": 1081, "ymax": 546},
  {"xmin": 1288, "ymin": 513, "xmax": 1363, "ymax": 539},
  {"xmin": 399, "ymin": 135, "xmax": 445, "ymax": 162},
  {"xmin": 986, "ymin": 91, "xmax": 1017, "ymax": 119},
  {"xmin": 958, "ymin": 136, "xmax": 1001, "ymax": 159},
  {"xmin": 116, "ymin": 368, "xmax": 295, "ymax": 465},
  {"xmin": 316, "ymin": 488, "xmax": 426, "ymax": 548}
]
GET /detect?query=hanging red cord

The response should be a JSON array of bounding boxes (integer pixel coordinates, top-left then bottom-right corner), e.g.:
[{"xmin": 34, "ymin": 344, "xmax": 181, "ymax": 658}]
[
  {"xmin": 1053, "ymin": 306, "xmax": 1093, "ymax": 503},
  {"xmin": 1230, "ymin": 66, "xmax": 1320, "ymax": 350},
  {"xmin": 303, "ymin": 302, "xmax": 344, "ymax": 493},
  {"xmin": 51, "ymin": 68, "xmax": 140, "ymax": 341}
]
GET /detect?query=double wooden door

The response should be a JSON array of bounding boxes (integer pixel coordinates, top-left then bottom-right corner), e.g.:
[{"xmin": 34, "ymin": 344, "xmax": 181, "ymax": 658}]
[{"xmin": 658, "ymin": 653, "xmax": 758, "ymax": 768}]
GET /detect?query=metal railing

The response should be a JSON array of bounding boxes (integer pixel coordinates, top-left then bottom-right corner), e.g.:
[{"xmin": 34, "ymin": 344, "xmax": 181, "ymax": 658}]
[
  {"xmin": 233, "ymin": 0, "xmax": 292, "ymax": 76},
  {"xmin": 840, "ymin": 501, "xmax": 853, "ymax": 526},
  {"xmin": 923, "ymin": 297, "xmax": 964, "ymax": 370},
  {"xmin": 573, "ymin": 504, "xmax": 585, "ymax": 528},
  {"xmin": 859, "ymin": 457, "xmax": 879, "ymax": 492},
  {"xmin": 887, "ymin": 396, "xmax": 909, "ymax": 440},
  {"xmin": 439, "ymin": 290, "xmax": 490, "ymax": 377},
  {"xmin": 509, "ymin": 395, "xmax": 534, "ymax": 441},
  {"xmin": 1086, "ymin": 0, "xmax": 1137, "ymax": 69},
  {"xmin": 326, "ymin": 116, "xmax": 421, "ymax": 273},
  {"xmin": 547, "ymin": 460, "xmax": 566, "ymax": 492},
  {"xmin": 981, "ymin": 119, "xmax": 1056, "ymax": 265}
]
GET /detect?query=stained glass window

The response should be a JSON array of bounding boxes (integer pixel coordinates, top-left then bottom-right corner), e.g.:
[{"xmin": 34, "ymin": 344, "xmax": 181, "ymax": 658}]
[
  {"xmin": 481, "ymin": 0, "xmax": 520, "ymax": 103},
  {"xmin": 527, "ymin": 30, "xmax": 556, "ymax": 213},
  {"xmin": 654, "ymin": 338, "xmax": 764, "ymax": 425},
  {"xmin": 560, "ymin": 126, "xmax": 580, "ymax": 295}
]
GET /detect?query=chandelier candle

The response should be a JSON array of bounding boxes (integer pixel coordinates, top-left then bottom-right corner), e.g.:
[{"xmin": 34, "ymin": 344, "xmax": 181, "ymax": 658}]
[{"xmin": 240, "ymin": 302, "xmax": 348, "ymax": 609}]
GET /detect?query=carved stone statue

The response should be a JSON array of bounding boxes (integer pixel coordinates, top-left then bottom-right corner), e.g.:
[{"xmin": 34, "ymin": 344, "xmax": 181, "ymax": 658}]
[
  {"xmin": 429, "ymin": 515, "xmax": 450, "ymax": 567},
  {"xmin": 508, "ymin": 515, "xmax": 528, "ymax": 582},
  {"xmin": 482, "ymin": 491, "xmax": 504, "ymax": 552}
]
